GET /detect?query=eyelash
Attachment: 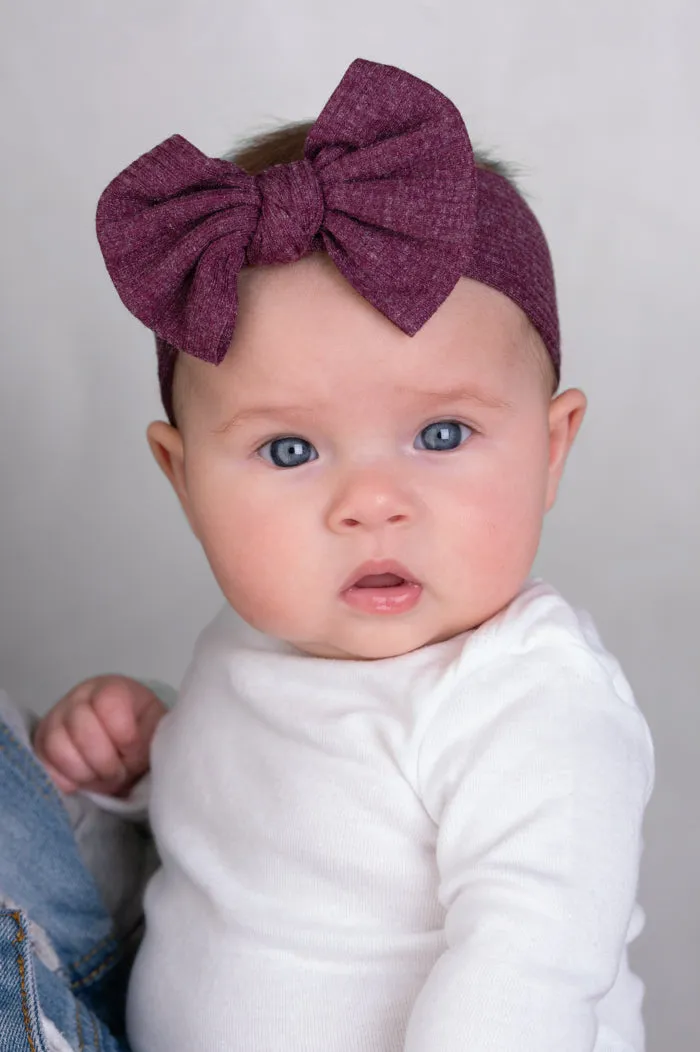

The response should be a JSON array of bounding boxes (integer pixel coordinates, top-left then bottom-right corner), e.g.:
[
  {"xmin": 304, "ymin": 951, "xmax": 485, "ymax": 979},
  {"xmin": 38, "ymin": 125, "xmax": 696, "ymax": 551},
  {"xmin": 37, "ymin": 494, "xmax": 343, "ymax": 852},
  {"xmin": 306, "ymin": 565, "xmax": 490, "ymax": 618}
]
[{"xmin": 256, "ymin": 420, "xmax": 475, "ymax": 468}]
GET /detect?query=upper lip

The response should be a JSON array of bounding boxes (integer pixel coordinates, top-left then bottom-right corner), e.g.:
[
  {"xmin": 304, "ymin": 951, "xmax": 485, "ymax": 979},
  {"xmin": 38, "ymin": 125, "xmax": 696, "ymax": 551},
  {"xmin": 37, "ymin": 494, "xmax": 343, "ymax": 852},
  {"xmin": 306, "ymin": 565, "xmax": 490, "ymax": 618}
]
[{"xmin": 340, "ymin": 559, "xmax": 420, "ymax": 592}]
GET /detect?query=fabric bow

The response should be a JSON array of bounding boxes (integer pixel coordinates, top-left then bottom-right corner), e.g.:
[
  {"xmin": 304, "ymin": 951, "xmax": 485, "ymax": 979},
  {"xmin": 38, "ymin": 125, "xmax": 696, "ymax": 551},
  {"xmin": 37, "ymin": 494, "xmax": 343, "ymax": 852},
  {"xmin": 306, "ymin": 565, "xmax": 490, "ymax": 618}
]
[{"xmin": 96, "ymin": 59, "xmax": 477, "ymax": 365}]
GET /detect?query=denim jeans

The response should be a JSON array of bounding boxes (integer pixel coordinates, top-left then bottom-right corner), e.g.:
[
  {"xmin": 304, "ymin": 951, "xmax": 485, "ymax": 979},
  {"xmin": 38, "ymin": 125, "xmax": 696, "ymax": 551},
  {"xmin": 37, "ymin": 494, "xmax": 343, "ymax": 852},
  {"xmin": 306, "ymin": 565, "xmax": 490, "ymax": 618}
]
[{"xmin": 0, "ymin": 696, "xmax": 134, "ymax": 1051}]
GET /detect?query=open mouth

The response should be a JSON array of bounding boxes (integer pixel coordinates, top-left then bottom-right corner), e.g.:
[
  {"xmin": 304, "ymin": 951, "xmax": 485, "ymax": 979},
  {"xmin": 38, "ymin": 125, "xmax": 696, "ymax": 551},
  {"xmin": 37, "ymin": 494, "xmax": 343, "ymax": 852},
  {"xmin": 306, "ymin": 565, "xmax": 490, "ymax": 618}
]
[
  {"xmin": 340, "ymin": 562, "xmax": 423, "ymax": 615},
  {"xmin": 353, "ymin": 572, "xmax": 408, "ymax": 589}
]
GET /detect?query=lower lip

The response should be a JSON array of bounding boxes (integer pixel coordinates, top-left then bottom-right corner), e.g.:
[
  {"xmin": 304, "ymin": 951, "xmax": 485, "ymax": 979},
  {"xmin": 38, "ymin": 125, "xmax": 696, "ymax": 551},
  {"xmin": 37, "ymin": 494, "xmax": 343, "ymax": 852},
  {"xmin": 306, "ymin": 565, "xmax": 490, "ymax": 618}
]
[{"xmin": 341, "ymin": 582, "xmax": 423, "ymax": 615}]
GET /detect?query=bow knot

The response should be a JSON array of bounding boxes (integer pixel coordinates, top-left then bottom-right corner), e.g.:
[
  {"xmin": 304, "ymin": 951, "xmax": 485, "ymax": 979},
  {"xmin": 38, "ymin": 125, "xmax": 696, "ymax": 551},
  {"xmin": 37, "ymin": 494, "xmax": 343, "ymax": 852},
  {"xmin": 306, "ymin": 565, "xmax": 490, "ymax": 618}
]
[{"xmin": 247, "ymin": 160, "xmax": 324, "ymax": 266}]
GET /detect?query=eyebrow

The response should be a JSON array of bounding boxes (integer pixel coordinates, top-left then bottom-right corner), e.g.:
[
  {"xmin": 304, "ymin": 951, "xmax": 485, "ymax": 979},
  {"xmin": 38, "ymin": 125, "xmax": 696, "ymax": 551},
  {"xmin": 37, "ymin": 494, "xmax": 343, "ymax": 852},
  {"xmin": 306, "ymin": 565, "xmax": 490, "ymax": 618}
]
[
  {"xmin": 213, "ymin": 384, "xmax": 512, "ymax": 433},
  {"xmin": 212, "ymin": 404, "xmax": 314, "ymax": 434},
  {"xmin": 395, "ymin": 384, "xmax": 514, "ymax": 410}
]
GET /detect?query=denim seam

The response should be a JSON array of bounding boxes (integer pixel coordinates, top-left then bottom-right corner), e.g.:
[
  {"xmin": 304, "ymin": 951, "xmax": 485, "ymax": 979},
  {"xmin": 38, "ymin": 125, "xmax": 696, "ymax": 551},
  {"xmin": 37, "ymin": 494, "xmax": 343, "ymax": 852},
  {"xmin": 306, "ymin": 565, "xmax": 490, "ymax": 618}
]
[
  {"xmin": 75, "ymin": 1000, "xmax": 85, "ymax": 1052},
  {"xmin": 91, "ymin": 1009, "xmax": 102, "ymax": 1052},
  {"xmin": 69, "ymin": 947, "xmax": 122, "ymax": 991},
  {"xmin": 9, "ymin": 909, "xmax": 41, "ymax": 1052},
  {"xmin": 67, "ymin": 933, "xmax": 119, "ymax": 974}
]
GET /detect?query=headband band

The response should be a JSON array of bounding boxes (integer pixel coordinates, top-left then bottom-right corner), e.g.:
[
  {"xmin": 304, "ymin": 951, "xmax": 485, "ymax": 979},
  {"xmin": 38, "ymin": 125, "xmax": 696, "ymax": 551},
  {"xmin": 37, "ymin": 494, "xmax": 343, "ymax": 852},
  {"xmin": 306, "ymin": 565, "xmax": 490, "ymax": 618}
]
[{"xmin": 96, "ymin": 59, "xmax": 560, "ymax": 423}]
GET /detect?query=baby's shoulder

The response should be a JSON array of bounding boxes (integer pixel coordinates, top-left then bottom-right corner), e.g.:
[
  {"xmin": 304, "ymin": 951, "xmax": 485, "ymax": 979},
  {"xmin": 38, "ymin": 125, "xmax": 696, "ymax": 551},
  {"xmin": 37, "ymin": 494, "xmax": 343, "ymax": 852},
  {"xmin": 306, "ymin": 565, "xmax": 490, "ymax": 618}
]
[
  {"xmin": 414, "ymin": 584, "xmax": 654, "ymax": 865},
  {"xmin": 464, "ymin": 579, "xmax": 630, "ymax": 693},
  {"xmin": 422, "ymin": 579, "xmax": 646, "ymax": 745}
]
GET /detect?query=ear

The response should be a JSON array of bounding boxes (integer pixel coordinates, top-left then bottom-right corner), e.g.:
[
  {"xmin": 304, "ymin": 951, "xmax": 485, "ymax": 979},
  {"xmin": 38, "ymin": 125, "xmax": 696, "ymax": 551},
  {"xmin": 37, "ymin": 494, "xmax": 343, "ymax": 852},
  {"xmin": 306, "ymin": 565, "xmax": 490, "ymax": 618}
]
[
  {"xmin": 545, "ymin": 388, "xmax": 587, "ymax": 511},
  {"xmin": 147, "ymin": 421, "xmax": 200, "ymax": 538}
]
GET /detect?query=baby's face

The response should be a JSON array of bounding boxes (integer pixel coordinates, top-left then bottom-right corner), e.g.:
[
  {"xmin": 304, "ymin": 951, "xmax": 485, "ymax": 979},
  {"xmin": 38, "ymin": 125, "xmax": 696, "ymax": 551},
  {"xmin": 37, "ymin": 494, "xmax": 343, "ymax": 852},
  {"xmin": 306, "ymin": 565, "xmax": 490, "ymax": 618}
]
[{"xmin": 154, "ymin": 256, "xmax": 583, "ymax": 659}]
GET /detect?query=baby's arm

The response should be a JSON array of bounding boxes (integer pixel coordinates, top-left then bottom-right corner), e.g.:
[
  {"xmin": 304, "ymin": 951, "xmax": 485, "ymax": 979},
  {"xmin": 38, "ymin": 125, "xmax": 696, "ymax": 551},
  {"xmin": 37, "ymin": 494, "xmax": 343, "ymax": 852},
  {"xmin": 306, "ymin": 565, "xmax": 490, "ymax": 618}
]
[
  {"xmin": 406, "ymin": 651, "xmax": 654, "ymax": 1052},
  {"xmin": 33, "ymin": 675, "xmax": 167, "ymax": 796}
]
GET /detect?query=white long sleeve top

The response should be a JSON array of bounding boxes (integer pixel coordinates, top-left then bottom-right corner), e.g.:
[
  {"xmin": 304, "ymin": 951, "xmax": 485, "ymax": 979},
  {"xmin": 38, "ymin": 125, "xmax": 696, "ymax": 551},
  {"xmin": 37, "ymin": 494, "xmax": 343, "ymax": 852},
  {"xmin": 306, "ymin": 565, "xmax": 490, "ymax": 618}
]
[{"xmin": 126, "ymin": 580, "xmax": 654, "ymax": 1052}]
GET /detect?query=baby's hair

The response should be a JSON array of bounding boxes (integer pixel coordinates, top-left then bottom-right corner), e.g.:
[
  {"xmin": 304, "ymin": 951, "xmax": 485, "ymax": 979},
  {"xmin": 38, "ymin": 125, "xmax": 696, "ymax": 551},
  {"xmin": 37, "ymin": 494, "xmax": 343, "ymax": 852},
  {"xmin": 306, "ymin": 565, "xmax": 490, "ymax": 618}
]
[
  {"xmin": 171, "ymin": 124, "xmax": 554, "ymax": 424},
  {"xmin": 227, "ymin": 121, "xmax": 521, "ymax": 184},
  {"xmin": 224, "ymin": 122, "xmax": 315, "ymax": 173}
]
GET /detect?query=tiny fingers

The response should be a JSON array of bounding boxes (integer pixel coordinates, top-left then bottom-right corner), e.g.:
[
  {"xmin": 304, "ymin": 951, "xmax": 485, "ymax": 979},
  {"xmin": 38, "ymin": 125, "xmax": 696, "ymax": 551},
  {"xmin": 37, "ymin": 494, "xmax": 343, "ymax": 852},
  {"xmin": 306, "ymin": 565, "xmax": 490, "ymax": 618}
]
[
  {"xmin": 63, "ymin": 702, "xmax": 129, "ymax": 786},
  {"xmin": 33, "ymin": 676, "xmax": 164, "ymax": 796},
  {"xmin": 40, "ymin": 759, "xmax": 79, "ymax": 795},
  {"xmin": 91, "ymin": 680, "xmax": 140, "ymax": 748},
  {"xmin": 119, "ymin": 695, "xmax": 167, "ymax": 779},
  {"xmin": 35, "ymin": 719, "xmax": 104, "ymax": 789}
]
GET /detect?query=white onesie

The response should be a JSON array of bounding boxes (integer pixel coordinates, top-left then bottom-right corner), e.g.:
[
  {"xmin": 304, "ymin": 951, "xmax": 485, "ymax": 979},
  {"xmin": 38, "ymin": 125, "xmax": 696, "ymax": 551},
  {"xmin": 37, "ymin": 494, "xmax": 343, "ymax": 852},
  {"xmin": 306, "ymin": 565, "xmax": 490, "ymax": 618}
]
[{"xmin": 126, "ymin": 580, "xmax": 654, "ymax": 1052}]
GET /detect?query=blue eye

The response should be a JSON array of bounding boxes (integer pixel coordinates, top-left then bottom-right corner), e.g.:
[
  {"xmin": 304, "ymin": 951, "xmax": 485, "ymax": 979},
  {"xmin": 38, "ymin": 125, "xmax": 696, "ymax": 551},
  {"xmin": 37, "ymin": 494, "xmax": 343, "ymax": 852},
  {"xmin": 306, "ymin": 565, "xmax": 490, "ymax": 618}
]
[
  {"xmin": 259, "ymin": 436, "xmax": 318, "ymax": 468},
  {"xmin": 415, "ymin": 420, "xmax": 472, "ymax": 452}
]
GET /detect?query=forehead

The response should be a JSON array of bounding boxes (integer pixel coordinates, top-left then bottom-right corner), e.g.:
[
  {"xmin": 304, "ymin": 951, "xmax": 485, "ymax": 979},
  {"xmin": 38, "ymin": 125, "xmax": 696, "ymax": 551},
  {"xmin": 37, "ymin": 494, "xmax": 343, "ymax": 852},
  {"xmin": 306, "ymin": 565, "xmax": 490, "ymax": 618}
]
[{"xmin": 180, "ymin": 254, "xmax": 537, "ymax": 411}]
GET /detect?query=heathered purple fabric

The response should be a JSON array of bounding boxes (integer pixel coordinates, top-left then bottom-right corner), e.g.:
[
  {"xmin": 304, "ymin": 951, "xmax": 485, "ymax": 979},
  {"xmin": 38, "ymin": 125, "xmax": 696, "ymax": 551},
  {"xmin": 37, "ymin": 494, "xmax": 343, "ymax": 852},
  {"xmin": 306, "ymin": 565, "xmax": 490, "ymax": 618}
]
[{"xmin": 96, "ymin": 59, "xmax": 560, "ymax": 424}]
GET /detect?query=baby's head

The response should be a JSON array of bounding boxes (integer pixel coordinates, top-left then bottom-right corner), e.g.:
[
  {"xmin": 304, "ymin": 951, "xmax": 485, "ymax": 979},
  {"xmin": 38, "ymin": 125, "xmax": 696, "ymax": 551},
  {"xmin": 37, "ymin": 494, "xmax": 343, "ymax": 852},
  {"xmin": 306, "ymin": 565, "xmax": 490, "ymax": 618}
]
[{"xmin": 97, "ymin": 60, "xmax": 586, "ymax": 660}]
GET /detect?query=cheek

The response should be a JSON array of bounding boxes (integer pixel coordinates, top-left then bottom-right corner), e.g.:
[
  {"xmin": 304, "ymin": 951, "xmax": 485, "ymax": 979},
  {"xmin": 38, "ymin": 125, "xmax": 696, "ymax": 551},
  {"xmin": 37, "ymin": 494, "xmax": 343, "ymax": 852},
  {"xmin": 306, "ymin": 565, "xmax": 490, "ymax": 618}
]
[
  {"xmin": 185, "ymin": 461, "xmax": 317, "ymax": 627},
  {"xmin": 445, "ymin": 431, "xmax": 549, "ymax": 572}
]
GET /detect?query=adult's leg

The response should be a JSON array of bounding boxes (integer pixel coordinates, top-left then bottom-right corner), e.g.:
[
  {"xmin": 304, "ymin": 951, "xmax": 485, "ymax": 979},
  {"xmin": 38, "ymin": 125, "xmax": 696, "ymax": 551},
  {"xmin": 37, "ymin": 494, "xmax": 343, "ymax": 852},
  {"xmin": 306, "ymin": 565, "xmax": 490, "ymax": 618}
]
[{"xmin": 0, "ymin": 691, "xmax": 138, "ymax": 1050}]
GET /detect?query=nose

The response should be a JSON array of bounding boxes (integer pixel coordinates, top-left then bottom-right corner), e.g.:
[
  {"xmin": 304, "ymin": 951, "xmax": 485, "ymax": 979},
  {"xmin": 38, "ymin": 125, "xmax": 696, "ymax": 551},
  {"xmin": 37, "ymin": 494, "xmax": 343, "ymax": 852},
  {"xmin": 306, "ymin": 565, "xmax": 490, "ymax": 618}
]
[{"xmin": 326, "ymin": 466, "xmax": 415, "ymax": 533}]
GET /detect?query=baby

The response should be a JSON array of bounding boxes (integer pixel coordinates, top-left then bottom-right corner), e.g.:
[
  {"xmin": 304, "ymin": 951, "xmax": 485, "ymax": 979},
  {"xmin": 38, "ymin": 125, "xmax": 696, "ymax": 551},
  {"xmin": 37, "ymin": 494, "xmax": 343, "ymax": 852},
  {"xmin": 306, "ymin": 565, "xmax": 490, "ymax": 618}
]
[{"xmin": 34, "ymin": 60, "xmax": 653, "ymax": 1052}]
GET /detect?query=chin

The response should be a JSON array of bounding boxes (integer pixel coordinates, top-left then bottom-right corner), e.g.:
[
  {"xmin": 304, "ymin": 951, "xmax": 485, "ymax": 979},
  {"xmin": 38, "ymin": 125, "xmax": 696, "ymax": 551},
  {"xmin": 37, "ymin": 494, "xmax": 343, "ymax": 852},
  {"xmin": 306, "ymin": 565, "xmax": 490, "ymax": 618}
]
[{"xmin": 310, "ymin": 623, "xmax": 441, "ymax": 662}]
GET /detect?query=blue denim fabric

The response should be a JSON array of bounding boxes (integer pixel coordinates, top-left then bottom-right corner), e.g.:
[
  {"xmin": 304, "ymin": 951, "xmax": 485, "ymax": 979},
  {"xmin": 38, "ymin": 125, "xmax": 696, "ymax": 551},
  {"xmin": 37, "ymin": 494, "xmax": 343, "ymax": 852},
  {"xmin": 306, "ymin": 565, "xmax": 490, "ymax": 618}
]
[
  {"xmin": 0, "ymin": 714, "xmax": 131, "ymax": 1050},
  {"xmin": 0, "ymin": 909, "xmax": 49, "ymax": 1052},
  {"xmin": 0, "ymin": 908, "xmax": 128, "ymax": 1052}
]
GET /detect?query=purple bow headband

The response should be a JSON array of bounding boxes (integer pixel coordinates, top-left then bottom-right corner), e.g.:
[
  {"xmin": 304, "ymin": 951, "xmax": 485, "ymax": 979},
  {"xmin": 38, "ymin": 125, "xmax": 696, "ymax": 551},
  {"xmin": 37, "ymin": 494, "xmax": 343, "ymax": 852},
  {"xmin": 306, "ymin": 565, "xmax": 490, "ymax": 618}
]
[{"xmin": 96, "ymin": 59, "xmax": 559, "ymax": 423}]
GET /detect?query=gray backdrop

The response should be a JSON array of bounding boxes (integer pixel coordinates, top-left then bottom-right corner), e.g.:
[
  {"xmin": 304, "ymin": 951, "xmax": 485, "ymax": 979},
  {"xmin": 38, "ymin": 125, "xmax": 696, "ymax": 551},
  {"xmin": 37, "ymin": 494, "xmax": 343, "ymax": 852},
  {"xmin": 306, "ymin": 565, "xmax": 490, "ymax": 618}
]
[{"xmin": 1, "ymin": 1, "xmax": 698, "ymax": 1048}]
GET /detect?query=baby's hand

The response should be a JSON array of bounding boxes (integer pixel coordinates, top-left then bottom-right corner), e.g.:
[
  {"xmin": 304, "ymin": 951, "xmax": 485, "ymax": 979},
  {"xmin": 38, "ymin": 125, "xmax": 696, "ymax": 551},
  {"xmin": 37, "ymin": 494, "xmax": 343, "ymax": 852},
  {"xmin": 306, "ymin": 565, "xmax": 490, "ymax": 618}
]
[{"xmin": 33, "ymin": 675, "xmax": 167, "ymax": 797}]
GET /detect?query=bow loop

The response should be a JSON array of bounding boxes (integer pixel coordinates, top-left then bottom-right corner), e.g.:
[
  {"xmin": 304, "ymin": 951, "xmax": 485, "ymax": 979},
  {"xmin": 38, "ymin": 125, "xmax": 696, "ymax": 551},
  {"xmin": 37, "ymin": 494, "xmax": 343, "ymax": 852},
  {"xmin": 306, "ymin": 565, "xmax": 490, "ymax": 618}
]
[
  {"xmin": 97, "ymin": 135, "xmax": 260, "ymax": 364},
  {"xmin": 246, "ymin": 160, "xmax": 324, "ymax": 266},
  {"xmin": 306, "ymin": 60, "xmax": 477, "ymax": 333}
]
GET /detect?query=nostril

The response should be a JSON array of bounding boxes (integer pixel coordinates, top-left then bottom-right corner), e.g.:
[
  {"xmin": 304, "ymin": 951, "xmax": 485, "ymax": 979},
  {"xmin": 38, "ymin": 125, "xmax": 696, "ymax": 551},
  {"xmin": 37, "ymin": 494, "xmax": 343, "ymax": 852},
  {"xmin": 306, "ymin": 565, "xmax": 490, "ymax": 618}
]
[
  {"xmin": 342, "ymin": 518, "xmax": 360, "ymax": 528},
  {"xmin": 388, "ymin": 514, "xmax": 407, "ymax": 524}
]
